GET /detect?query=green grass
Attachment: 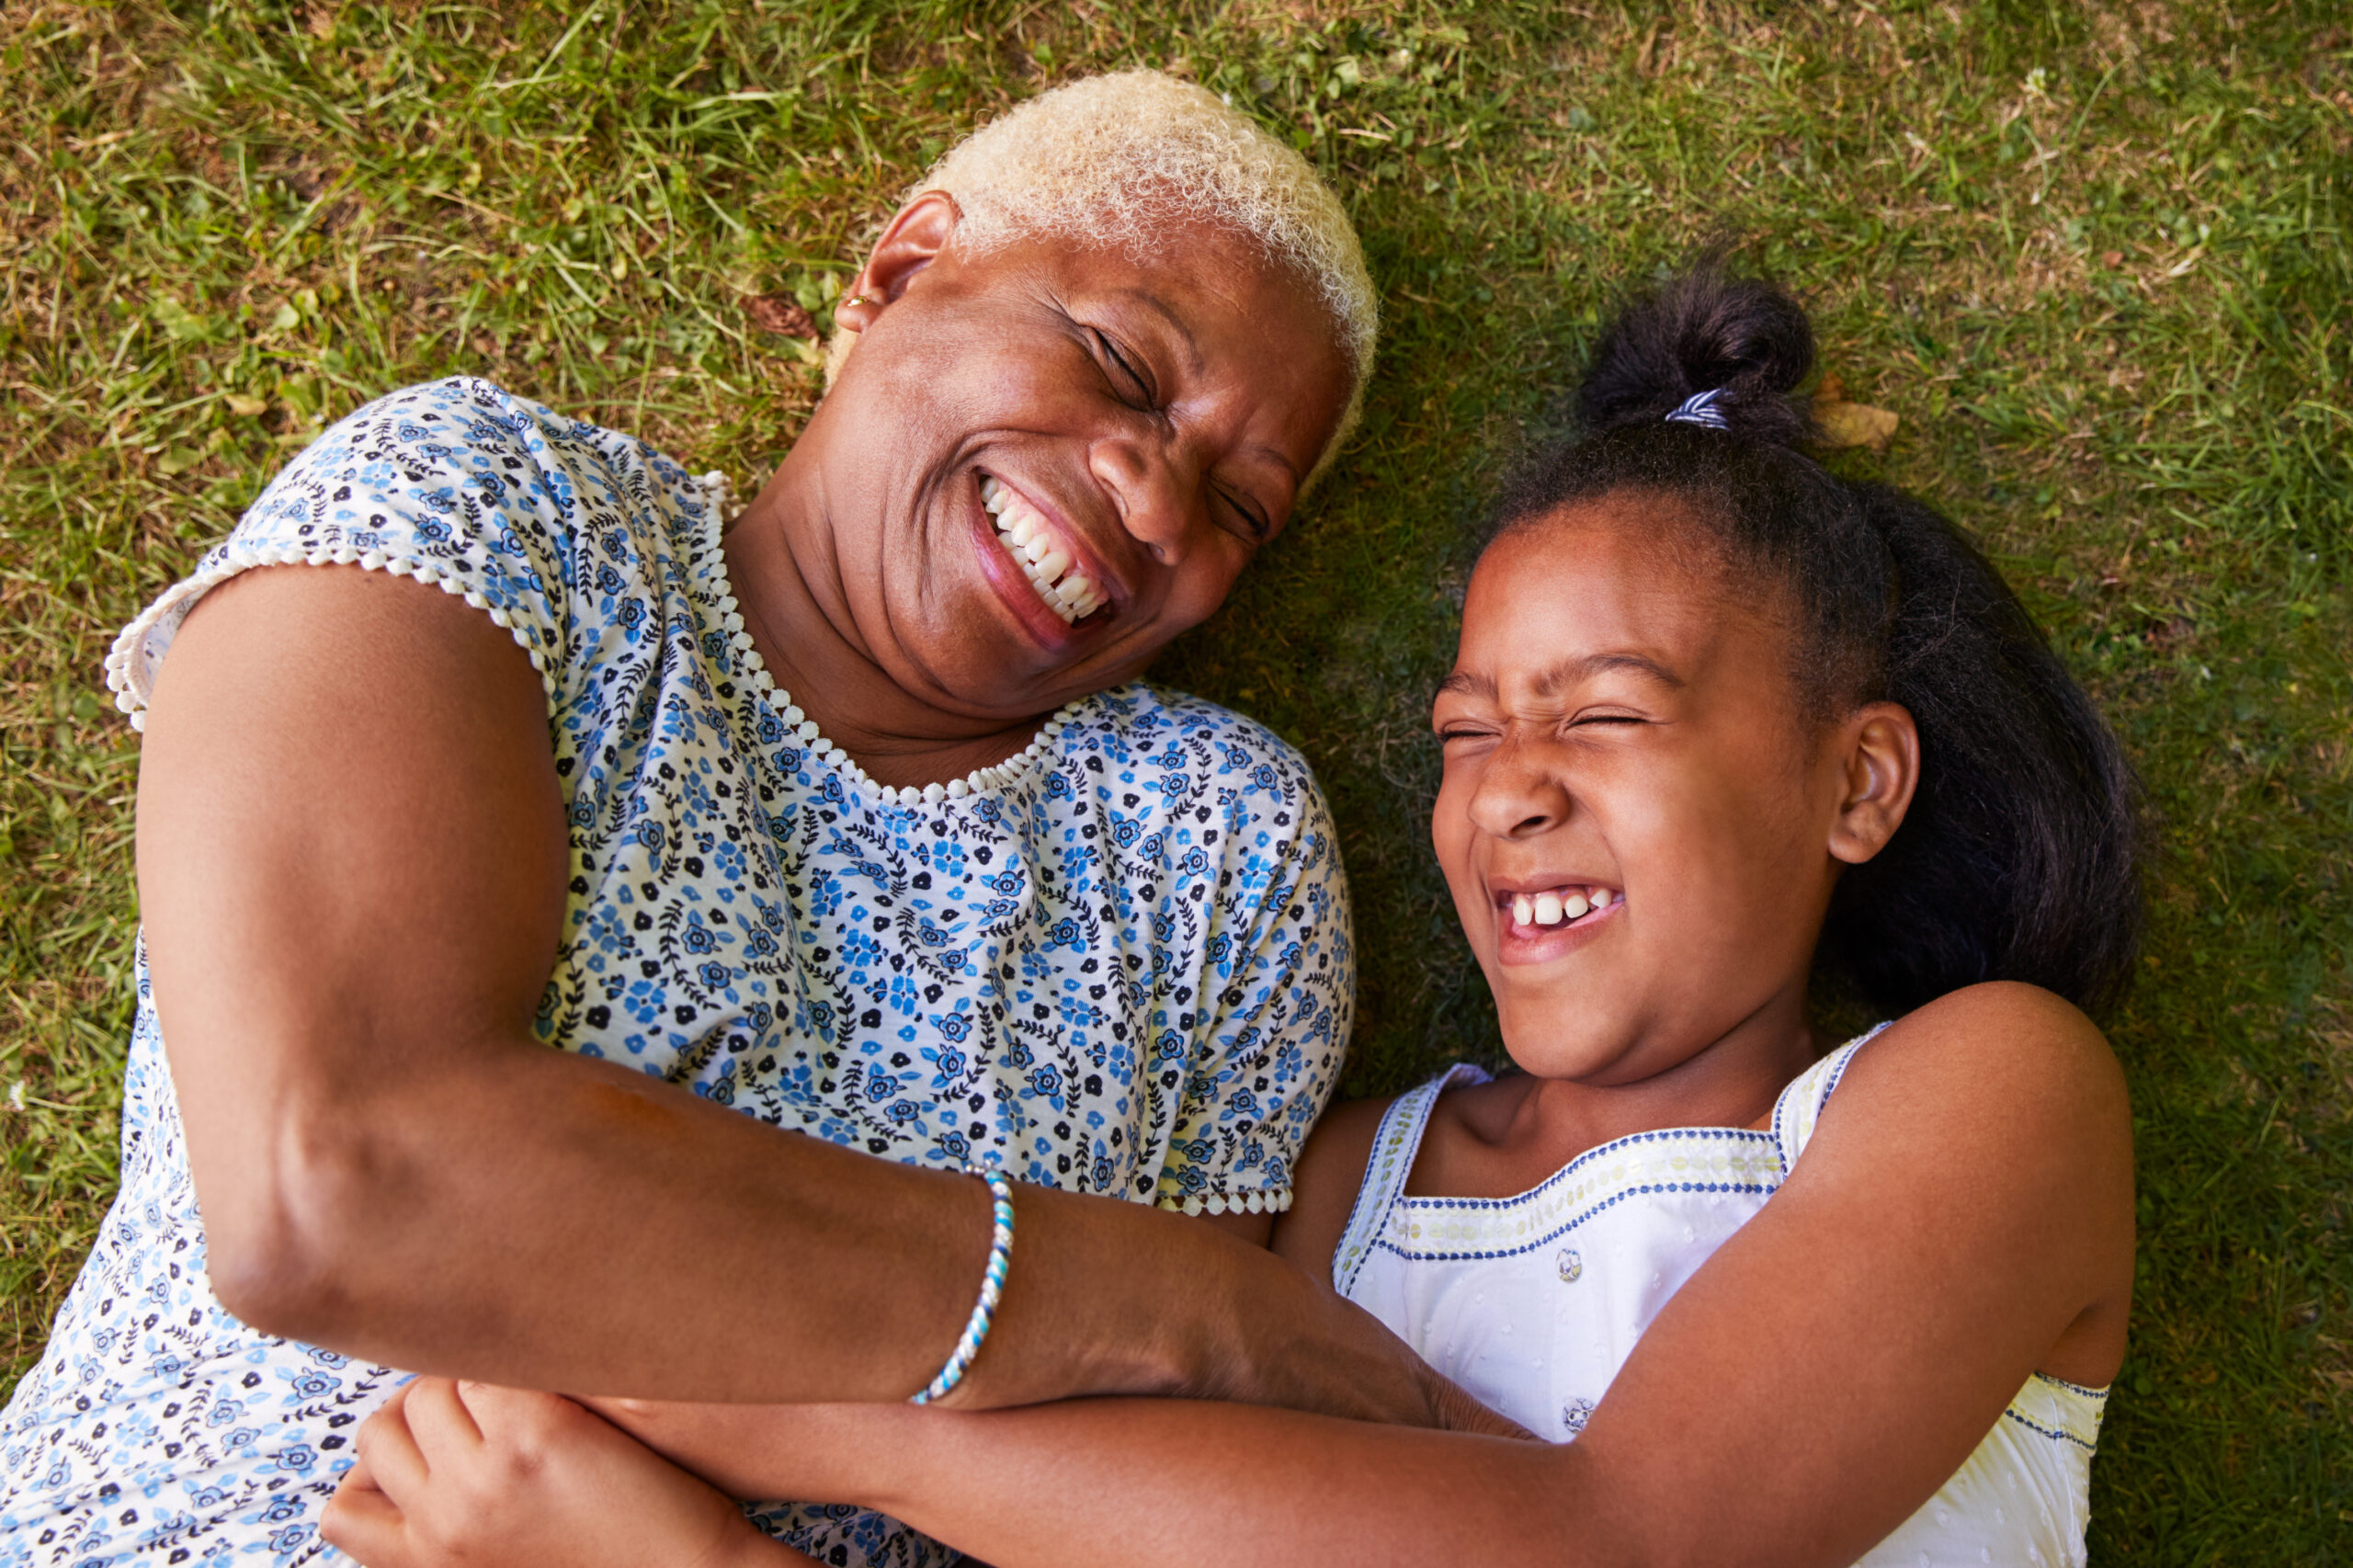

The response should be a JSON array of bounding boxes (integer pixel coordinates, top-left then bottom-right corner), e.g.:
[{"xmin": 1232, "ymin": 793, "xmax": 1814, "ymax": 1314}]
[{"xmin": 2, "ymin": 0, "xmax": 2347, "ymax": 1557}]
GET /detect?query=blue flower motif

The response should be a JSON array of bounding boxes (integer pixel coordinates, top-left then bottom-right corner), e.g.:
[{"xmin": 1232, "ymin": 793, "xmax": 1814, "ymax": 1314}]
[{"xmin": 11, "ymin": 379, "xmax": 1356, "ymax": 1564}]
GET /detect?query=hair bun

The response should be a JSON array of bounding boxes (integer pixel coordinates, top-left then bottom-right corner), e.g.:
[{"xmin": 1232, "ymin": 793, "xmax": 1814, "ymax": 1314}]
[{"xmin": 1574, "ymin": 254, "xmax": 1815, "ymax": 448}]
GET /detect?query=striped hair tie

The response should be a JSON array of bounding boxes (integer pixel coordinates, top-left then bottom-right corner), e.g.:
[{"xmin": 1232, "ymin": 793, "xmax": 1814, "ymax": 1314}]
[{"xmin": 1664, "ymin": 388, "xmax": 1731, "ymax": 430}]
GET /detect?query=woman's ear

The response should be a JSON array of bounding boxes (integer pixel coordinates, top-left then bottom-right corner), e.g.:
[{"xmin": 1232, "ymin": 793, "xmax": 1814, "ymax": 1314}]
[
  {"xmin": 1826, "ymin": 701, "xmax": 1920, "ymax": 866},
  {"xmin": 835, "ymin": 190, "xmax": 961, "ymax": 335}
]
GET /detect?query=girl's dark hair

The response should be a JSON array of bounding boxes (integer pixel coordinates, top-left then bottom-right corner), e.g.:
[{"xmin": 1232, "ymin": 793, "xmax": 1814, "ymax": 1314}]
[{"xmin": 1488, "ymin": 257, "xmax": 2142, "ymax": 1017}]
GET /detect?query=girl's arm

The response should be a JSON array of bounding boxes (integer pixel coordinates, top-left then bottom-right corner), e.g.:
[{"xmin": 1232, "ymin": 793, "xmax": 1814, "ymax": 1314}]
[{"xmin": 608, "ymin": 983, "xmax": 2133, "ymax": 1568}]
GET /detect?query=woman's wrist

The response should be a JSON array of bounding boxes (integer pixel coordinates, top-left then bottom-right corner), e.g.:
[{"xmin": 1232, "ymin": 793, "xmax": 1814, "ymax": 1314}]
[{"xmin": 920, "ymin": 1182, "xmax": 1447, "ymax": 1427}]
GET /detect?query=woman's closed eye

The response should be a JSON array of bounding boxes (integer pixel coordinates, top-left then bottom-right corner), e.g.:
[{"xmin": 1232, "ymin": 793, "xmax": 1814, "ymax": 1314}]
[
  {"xmin": 1215, "ymin": 484, "xmax": 1271, "ymax": 541},
  {"xmin": 1089, "ymin": 326, "xmax": 1158, "ymax": 407}
]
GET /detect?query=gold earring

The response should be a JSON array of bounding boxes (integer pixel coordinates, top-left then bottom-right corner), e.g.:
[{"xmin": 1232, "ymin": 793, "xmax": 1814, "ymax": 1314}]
[{"xmin": 845, "ymin": 293, "xmax": 871, "ymax": 308}]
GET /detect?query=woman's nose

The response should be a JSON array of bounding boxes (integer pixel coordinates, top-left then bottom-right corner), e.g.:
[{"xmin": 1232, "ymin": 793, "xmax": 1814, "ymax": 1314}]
[
  {"xmin": 1089, "ymin": 433, "xmax": 1202, "ymax": 568},
  {"xmin": 1465, "ymin": 738, "xmax": 1571, "ymax": 840}
]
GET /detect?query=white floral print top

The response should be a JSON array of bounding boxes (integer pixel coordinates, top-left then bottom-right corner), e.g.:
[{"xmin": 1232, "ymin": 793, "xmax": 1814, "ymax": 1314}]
[{"xmin": 0, "ymin": 379, "xmax": 1354, "ymax": 1566}]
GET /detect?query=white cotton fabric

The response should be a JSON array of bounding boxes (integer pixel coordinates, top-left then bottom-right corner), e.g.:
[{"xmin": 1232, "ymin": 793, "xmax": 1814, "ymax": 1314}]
[{"xmin": 1336, "ymin": 1030, "xmax": 2107, "ymax": 1568}]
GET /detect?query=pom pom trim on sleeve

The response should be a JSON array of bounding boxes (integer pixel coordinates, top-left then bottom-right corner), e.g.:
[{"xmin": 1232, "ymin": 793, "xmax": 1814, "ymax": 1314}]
[
  {"xmin": 1155, "ymin": 1186, "xmax": 1294, "ymax": 1217},
  {"xmin": 102, "ymin": 540, "xmax": 562, "ymax": 733}
]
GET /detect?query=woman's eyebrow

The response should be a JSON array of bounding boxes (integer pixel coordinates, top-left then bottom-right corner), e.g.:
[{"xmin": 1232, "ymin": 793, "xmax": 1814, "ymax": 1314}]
[
  {"xmin": 1249, "ymin": 444, "xmax": 1302, "ymax": 486},
  {"xmin": 1105, "ymin": 290, "xmax": 1205, "ymax": 374}
]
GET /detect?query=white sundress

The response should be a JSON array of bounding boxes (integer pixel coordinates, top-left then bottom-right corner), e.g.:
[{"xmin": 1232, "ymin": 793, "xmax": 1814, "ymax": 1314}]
[
  {"xmin": 1336, "ymin": 1031, "xmax": 2109, "ymax": 1568},
  {"xmin": 0, "ymin": 379, "xmax": 1356, "ymax": 1566}
]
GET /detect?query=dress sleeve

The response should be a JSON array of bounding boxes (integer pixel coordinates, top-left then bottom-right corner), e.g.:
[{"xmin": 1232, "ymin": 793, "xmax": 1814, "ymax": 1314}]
[
  {"xmin": 105, "ymin": 378, "xmax": 576, "ymax": 730},
  {"xmin": 1152, "ymin": 744, "xmax": 1356, "ymax": 1216}
]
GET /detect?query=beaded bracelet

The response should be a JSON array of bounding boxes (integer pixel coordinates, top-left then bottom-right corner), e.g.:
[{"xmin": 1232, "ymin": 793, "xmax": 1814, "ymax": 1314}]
[{"xmin": 909, "ymin": 1162, "xmax": 1016, "ymax": 1405}]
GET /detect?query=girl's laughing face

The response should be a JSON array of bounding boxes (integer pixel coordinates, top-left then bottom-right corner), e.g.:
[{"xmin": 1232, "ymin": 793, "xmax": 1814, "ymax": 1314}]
[{"xmin": 1431, "ymin": 493, "xmax": 1910, "ymax": 1087}]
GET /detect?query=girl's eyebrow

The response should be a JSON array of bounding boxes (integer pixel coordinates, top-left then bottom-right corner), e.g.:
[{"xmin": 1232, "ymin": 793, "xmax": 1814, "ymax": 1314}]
[{"xmin": 1438, "ymin": 652, "xmax": 1685, "ymax": 702}]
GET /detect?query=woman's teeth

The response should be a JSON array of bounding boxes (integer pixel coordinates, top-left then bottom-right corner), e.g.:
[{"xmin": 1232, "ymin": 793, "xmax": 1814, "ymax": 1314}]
[
  {"xmin": 982, "ymin": 476, "xmax": 1104, "ymax": 623},
  {"xmin": 1509, "ymin": 887, "xmax": 1615, "ymax": 928}
]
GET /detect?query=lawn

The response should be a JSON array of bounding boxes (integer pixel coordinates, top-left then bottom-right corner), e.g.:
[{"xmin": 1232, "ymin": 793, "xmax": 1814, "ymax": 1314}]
[{"xmin": 1, "ymin": 0, "xmax": 2347, "ymax": 1558}]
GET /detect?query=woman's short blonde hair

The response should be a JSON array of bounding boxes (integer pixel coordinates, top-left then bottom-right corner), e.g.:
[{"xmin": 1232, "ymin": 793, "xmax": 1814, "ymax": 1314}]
[{"xmin": 830, "ymin": 70, "xmax": 1378, "ymax": 486}]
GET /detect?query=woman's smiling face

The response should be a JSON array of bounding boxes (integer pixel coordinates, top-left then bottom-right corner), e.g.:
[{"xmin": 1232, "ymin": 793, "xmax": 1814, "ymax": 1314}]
[
  {"xmin": 1431, "ymin": 494, "xmax": 1870, "ymax": 1087},
  {"xmin": 794, "ymin": 197, "xmax": 1353, "ymax": 724}
]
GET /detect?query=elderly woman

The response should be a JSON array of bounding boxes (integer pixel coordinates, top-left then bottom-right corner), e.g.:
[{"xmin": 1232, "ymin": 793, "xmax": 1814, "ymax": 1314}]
[{"xmin": 0, "ymin": 74, "xmax": 1486, "ymax": 1566}]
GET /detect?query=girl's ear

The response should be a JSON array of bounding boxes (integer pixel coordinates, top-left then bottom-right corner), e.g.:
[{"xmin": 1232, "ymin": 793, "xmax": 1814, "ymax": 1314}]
[{"xmin": 1826, "ymin": 701, "xmax": 1920, "ymax": 866}]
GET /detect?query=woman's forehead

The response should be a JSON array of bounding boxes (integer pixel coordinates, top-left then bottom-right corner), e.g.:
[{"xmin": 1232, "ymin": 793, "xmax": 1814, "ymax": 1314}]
[{"xmin": 984, "ymin": 219, "xmax": 1332, "ymax": 338}]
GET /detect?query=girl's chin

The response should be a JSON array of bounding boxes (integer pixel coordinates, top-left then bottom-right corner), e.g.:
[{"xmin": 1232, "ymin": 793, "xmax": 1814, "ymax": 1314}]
[{"xmin": 1495, "ymin": 1027, "xmax": 1643, "ymax": 1087}]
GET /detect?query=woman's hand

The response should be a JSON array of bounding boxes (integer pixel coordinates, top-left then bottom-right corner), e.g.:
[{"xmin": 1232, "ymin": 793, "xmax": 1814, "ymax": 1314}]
[{"xmin": 320, "ymin": 1378, "xmax": 813, "ymax": 1568}]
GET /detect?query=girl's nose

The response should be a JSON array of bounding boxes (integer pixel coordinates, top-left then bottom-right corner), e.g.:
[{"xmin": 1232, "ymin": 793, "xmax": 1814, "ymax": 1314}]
[
  {"xmin": 1465, "ymin": 738, "xmax": 1571, "ymax": 840},
  {"xmin": 1090, "ymin": 432, "xmax": 1204, "ymax": 568}
]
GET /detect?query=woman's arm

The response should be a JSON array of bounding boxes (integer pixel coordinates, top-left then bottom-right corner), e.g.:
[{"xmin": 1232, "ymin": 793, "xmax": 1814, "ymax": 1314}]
[
  {"xmin": 604, "ymin": 983, "xmax": 2133, "ymax": 1568},
  {"xmin": 137, "ymin": 562, "xmax": 1472, "ymax": 1423}
]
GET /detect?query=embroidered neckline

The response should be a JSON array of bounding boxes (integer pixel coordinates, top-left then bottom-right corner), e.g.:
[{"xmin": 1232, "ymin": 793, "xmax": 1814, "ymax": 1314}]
[
  {"xmin": 691, "ymin": 471, "xmax": 1086, "ymax": 808},
  {"xmin": 1392, "ymin": 1122, "xmax": 1779, "ymax": 1215}
]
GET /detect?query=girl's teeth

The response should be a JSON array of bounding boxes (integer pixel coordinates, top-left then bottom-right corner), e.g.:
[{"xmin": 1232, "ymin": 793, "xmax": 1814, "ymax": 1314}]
[
  {"xmin": 1035, "ymin": 549, "xmax": 1071, "ymax": 581},
  {"xmin": 1508, "ymin": 887, "xmax": 1614, "ymax": 930},
  {"xmin": 1061, "ymin": 574, "xmax": 1092, "ymax": 604},
  {"xmin": 1022, "ymin": 534, "xmax": 1051, "ymax": 564}
]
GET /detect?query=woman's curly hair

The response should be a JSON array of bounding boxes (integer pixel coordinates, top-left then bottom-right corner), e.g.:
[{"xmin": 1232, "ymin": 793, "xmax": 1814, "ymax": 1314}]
[{"xmin": 830, "ymin": 70, "xmax": 1378, "ymax": 485}]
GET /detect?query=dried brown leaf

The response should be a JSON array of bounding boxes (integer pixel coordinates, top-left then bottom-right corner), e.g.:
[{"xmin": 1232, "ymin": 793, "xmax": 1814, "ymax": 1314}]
[
  {"xmin": 745, "ymin": 295, "xmax": 818, "ymax": 339},
  {"xmin": 1815, "ymin": 401, "xmax": 1900, "ymax": 453}
]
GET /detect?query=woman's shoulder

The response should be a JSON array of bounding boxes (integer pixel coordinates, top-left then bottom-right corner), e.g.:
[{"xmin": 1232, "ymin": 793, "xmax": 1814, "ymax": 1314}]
[
  {"xmin": 1075, "ymin": 684, "xmax": 1313, "ymax": 766},
  {"xmin": 1069, "ymin": 685, "xmax": 1335, "ymax": 821},
  {"xmin": 253, "ymin": 377, "xmax": 714, "ymax": 534},
  {"xmin": 108, "ymin": 378, "xmax": 722, "ymax": 730}
]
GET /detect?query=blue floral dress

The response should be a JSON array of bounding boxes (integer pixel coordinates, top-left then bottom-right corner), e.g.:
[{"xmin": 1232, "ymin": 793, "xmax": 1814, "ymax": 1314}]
[{"xmin": 0, "ymin": 379, "xmax": 1355, "ymax": 1565}]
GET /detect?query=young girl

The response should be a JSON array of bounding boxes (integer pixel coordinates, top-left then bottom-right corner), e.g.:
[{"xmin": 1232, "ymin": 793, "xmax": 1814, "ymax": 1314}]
[{"xmin": 322, "ymin": 264, "xmax": 2140, "ymax": 1568}]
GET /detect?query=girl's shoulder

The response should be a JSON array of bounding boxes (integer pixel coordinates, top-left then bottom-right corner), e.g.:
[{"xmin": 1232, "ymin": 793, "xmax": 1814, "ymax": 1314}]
[
  {"xmin": 1270, "ymin": 1093, "xmax": 1400, "ymax": 1279},
  {"xmin": 1840, "ymin": 982, "xmax": 2123, "ymax": 1127},
  {"xmin": 1272, "ymin": 1063, "xmax": 1506, "ymax": 1281},
  {"xmin": 1773, "ymin": 983, "xmax": 2135, "ymax": 1388}
]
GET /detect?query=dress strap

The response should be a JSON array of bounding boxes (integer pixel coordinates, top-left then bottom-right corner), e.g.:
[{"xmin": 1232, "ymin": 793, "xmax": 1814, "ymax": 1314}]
[
  {"xmin": 1331, "ymin": 1062, "xmax": 1489, "ymax": 1297},
  {"xmin": 1770, "ymin": 1022, "xmax": 1893, "ymax": 1175}
]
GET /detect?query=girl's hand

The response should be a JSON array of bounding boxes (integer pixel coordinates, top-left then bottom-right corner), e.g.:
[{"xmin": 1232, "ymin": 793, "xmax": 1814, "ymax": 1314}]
[{"xmin": 320, "ymin": 1378, "xmax": 813, "ymax": 1568}]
